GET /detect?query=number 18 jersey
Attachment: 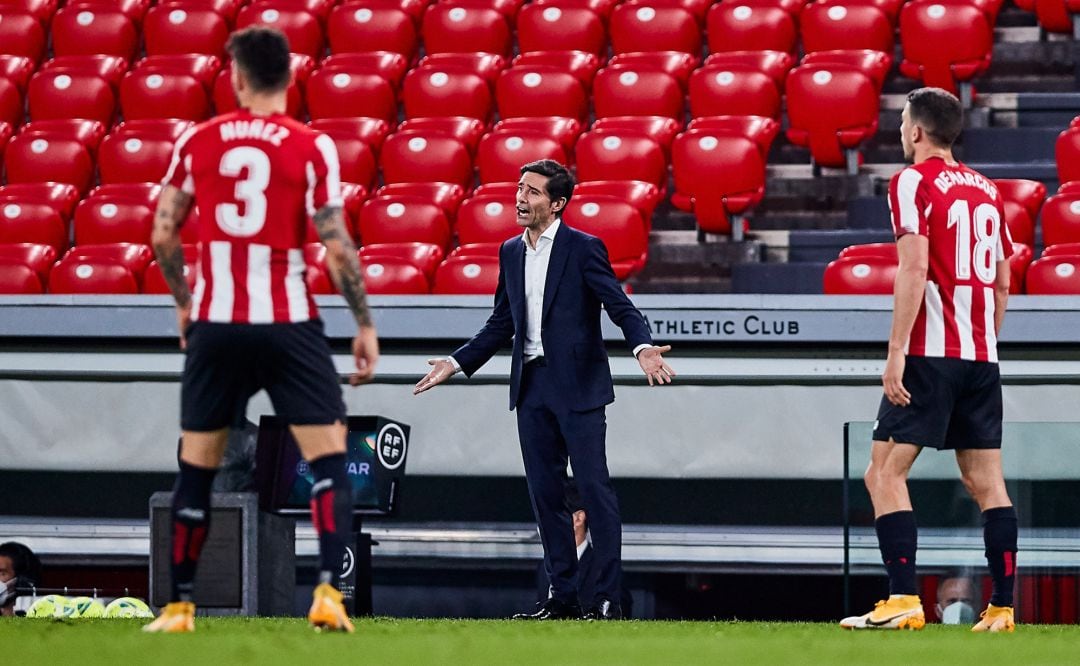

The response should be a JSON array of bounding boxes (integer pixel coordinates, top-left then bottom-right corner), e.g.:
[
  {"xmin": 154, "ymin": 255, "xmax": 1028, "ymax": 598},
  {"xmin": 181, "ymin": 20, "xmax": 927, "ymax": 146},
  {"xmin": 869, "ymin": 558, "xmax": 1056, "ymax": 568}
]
[
  {"xmin": 888, "ymin": 157, "xmax": 1014, "ymax": 363},
  {"xmin": 163, "ymin": 109, "xmax": 343, "ymax": 324}
]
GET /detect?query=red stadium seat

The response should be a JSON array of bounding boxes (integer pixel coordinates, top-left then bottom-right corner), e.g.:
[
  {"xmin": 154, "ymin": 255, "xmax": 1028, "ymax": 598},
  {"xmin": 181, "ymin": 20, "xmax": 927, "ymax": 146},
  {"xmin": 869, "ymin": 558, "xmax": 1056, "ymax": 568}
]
[
  {"xmin": 0, "ymin": 0, "xmax": 57, "ymax": 24},
  {"xmin": 70, "ymin": 0, "xmax": 152, "ymax": 24},
  {"xmin": 5, "ymin": 133, "xmax": 95, "ymax": 193},
  {"xmin": 0, "ymin": 79, "xmax": 21, "ymax": 128},
  {"xmin": 1056, "ymin": 126, "xmax": 1080, "ymax": 185},
  {"xmin": 995, "ymin": 178, "xmax": 1047, "ymax": 222},
  {"xmin": 837, "ymin": 242, "xmax": 897, "ymax": 260},
  {"xmin": 477, "ymin": 131, "xmax": 568, "ymax": 184},
  {"xmin": 0, "ymin": 8, "xmax": 47, "ymax": 62},
  {"xmin": 143, "ymin": 5, "xmax": 229, "ymax": 57},
  {"xmin": 381, "ymin": 131, "xmax": 474, "ymax": 189},
  {"xmin": 562, "ymin": 194, "xmax": 647, "ymax": 279},
  {"xmin": 309, "ymin": 117, "xmax": 391, "ymax": 155},
  {"xmin": 800, "ymin": 49, "xmax": 892, "ymax": 91},
  {"xmin": 801, "ymin": 3, "xmax": 893, "ymax": 53},
  {"xmin": 533, "ymin": 0, "xmax": 620, "ymax": 21},
  {"xmin": 306, "ymin": 66, "xmax": 397, "ymax": 125},
  {"xmin": 156, "ymin": 0, "xmax": 246, "ymax": 24},
  {"xmin": 359, "ymin": 241, "xmax": 444, "ymax": 282},
  {"xmin": 785, "ymin": 64, "xmax": 879, "ymax": 172},
  {"xmin": 20, "ymin": 119, "xmax": 106, "ymax": 157},
  {"xmin": 0, "ymin": 182, "xmax": 80, "ymax": 221},
  {"xmin": 341, "ymin": 0, "xmax": 431, "ymax": 25},
  {"xmin": 143, "ymin": 243, "xmax": 198, "ymax": 293},
  {"xmin": 823, "ymin": 255, "xmax": 897, "ymax": 294},
  {"xmin": 1026, "ymin": 255, "xmax": 1080, "ymax": 294},
  {"xmin": 27, "ymin": 70, "xmax": 115, "ymax": 125},
  {"xmin": 416, "ymin": 53, "xmax": 508, "ymax": 87},
  {"xmin": 607, "ymin": 51, "xmax": 699, "ymax": 90},
  {"xmin": 1040, "ymin": 193, "xmax": 1080, "ymax": 247},
  {"xmin": 516, "ymin": 4, "xmax": 606, "ymax": 56},
  {"xmin": 672, "ymin": 129, "xmax": 766, "ymax": 239},
  {"xmin": 0, "ymin": 259, "xmax": 43, "ymax": 293},
  {"xmin": 1033, "ymin": 0, "xmax": 1075, "ymax": 34},
  {"xmin": 311, "ymin": 123, "xmax": 378, "ymax": 190},
  {"xmin": 1041, "ymin": 242, "xmax": 1080, "ymax": 258},
  {"xmin": 511, "ymin": 51, "xmax": 602, "ymax": 87},
  {"xmin": 1009, "ymin": 241, "xmax": 1033, "ymax": 294},
  {"xmin": 703, "ymin": 51, "xmax": 796, "ymax": 91},
  {"xmin": 373, "ymin": 182, "xmax": 467, "ymax": 220},
  {"xmin": 214, "ymin": 55, "xmax": 314, "ymax": 119},
  {"xmin": 134, "ymin": 54, "xmax": 222, "ymax": 91},
  {"xmin": 1002, "ymin": 201, "xmax": 1034, "ymax": 246},
  {"xmin": 590, "ymin": 117, "xmax": 680, "ymax": 158},
  {"xmin": 326, "ymin": 5, "xmax": 418, "ymax": 60},
  {"xmin": 573, "ymin": 180, "xmax": 661, "ymax": 225},
  {"xmin": 433, "ymin": 254, "xmax": 500, "ymax": 294},
  {"xmin": 455, "ymin": 194, "xmax": 520, "ymax": 245},
  {"xmin": 98, "ymin": 119, "xmax": 193, "ymax": 184},
  {"xmin": 37, "ymin": 54, "xmax": 130, "ymax": 89},
  {"xmin": 610, "ymin": 5, "xmax": 701, "ymax": 55},
  {"xmin": 363, "ymin": 256, "xmax": 430, "ymax": 294},
  {"xmin": 0, "ymin": 201, "xmax": 69, "ymax": 252},
  {"xmin": 120, "ymin": 69, "xmax": 211, "ymax": 121},
  {"xmin": 899, "ymin": 0, "xmax": 993, "ymax": 101},
  {"xmin": 592, "ymin": 68, "xmax": 684, "ymax": 119},
  {"xmin": 492, "ymin": 117, "xmax": 583, "ymax": 157},
  {"xmin": 421, "ymin": 5, "xmax": 512, "ymax": 57},
  {"xmin": 689, "ymin": 66, "xmax": 782, "ymax": 119},
  {"xmin": 63, "ymin": 242, "xmax": 153, "ymax": 280},
  {"xmin": 496, "ymin": 67, "xmax": 589, "ymax": 123},
  {"xmin": 0, "ymin": 242, "xmax": 56, "ymax": 284},
  {"xmin": 686, "ymin": 115, "xmax": 780, "ymax": 160},
  {"xmin": 0, "ymin": 120, "xmax": 10, "ymax": 158},
  {"xmin": 303, "ymin": 242, "xmax": 333, "ymax": 294},
  {"xmin": 236, "ymin": 3, "xmax": 325, "ymax": 60},
  {"xmin": 449, "ymin": 242, "xmax": 502, "ymax": 259},
  {"xmin": 358, "ymin": 195, "xmax": 452, "ymax": 248},
  {"xmin": 87, "ymin": 182, "xmax": 160, "ymax": 209},
  {"xmin": 73, "ymin": 194, "xmax": 154, "ymax": 245},
  {"xmin": 48, "ymin": 254, "xmax": 140, "ymax": 294},
  {"xmin": 396, "ymin": 117, "xmax": 486, "ymax": 155},
  {"xmin": 51, "ymin": 6, "xmax": 139, "ymax": 61},
  {"xmin": 403, "ymin": 68, "xmax": 493, "ymax": 122},
  {"xmin": 472, "ymin": 182, "xmax": 518, "ymax": 201},
  {"xmin": 0, "ymin": 55, "xmax": 35, "ymax": 92},
  {"xmin": 574, "ymin": 131, "xmax": 667, "ymax": 192},
  {"xmin": 626, "ymin": 0, "xmax": 715, "ymax": 23},
  {"xmin": 322, "ymin": 52, "xmax": 410, "ymax": 90},
  {"xmin": 706, "ymin": 4, "xmax": 797, "ymax": 54}
]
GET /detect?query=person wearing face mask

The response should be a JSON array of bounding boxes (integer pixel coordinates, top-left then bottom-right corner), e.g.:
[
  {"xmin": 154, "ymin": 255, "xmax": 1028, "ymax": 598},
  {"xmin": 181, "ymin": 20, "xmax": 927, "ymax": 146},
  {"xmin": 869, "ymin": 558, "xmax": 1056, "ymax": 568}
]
[
  {"xmin": 0, "ymin": 541, "xmax": 42, "ymax": 617},
  {"xmin": 935, "ymin": 574, "xmax": 978, "ymax": 625}
]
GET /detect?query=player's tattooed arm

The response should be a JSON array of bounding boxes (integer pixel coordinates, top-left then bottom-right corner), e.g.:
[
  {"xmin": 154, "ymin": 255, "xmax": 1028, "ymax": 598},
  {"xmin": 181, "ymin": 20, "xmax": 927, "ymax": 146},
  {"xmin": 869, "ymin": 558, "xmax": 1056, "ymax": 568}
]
[
  {"xmin": 314, "ymin": 204, "xmax": 373, "ymax": 328},
  {"xmin": 151, "ymin": 185, "xmax": 195, "ymax": 307}
]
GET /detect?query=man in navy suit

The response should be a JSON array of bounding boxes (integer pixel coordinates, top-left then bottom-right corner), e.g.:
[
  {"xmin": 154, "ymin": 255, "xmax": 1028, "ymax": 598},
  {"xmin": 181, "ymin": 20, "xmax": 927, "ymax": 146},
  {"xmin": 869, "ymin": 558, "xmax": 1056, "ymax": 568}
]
[{"xmin": 414, "ymin": 159, "xmax": 674, "ymax": 620}]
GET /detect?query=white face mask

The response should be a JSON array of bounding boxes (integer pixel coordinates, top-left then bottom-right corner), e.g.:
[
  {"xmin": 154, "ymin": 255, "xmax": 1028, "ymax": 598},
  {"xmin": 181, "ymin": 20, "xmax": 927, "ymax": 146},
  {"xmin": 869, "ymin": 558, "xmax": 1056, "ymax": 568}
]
[{"xmin": 940, "ymin": 601, "xmax": 976, "ymax": 624}]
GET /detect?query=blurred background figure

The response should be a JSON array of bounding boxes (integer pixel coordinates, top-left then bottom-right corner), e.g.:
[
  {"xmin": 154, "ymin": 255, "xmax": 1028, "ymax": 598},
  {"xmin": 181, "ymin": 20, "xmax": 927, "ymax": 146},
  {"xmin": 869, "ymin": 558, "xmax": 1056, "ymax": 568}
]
[
  {"xmin": 0, "ymin": 541, "xmax": 42, "ymax": 617},
  {"xmin": 935, "ymin": 573, "xmax": 978, "ymax": 624}
]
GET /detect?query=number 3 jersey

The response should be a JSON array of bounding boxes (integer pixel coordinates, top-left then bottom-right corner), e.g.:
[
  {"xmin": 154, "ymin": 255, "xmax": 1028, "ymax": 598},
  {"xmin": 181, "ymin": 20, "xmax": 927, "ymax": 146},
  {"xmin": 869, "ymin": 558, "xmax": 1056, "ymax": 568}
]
[
  {"xmin": 888, "ymin": 157, "xmax": 1014, "ymax": 362},
  {"xmin": 163, "ymin": 109, "xmax": 343, "ymax": 324}
]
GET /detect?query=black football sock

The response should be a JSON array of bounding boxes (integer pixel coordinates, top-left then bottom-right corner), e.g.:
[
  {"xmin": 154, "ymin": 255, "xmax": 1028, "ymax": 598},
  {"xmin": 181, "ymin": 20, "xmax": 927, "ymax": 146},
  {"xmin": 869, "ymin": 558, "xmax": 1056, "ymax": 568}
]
[
  {"xmin": 875, "ymin": 510, "xmax": 918, "ymax": 596},
  {"xmin": 983, "ymin": 506, "xmax": 1018, "ymax": 607},
  {"xmin": 308, "ymin": 453, "xmax": 353, "ymax": 588},
  {"xmin": 170, "ymin": 460, "xmax": 216, "ymax": 603}
]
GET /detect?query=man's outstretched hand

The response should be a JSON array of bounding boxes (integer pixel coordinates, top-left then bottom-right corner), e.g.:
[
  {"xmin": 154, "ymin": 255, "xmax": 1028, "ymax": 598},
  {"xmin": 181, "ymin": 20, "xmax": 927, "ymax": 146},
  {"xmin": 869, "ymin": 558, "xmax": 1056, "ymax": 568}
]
[
  {"xmin": 638, "ymin": 345, "xmax": 675, "ymax": 386},
  {"xmin": 414, "ymin": 358, "xmax": 457, "ymax": 395}
]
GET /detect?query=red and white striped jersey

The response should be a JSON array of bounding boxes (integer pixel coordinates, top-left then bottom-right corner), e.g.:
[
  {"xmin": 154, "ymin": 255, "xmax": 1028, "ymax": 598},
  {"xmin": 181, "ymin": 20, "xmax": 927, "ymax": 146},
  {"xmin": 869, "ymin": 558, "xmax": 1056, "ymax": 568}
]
[
  {"xmin": 163, "ymin": 109, "xmax": 342, "ymax": 324},
  {"xmin": 888, "ymin": 157, "xmax": 1014, "ymax": 362}
]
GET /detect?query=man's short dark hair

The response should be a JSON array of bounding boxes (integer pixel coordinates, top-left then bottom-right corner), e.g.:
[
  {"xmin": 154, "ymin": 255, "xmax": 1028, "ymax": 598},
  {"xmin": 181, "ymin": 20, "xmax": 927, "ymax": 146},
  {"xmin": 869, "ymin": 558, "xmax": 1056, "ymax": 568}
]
[
  {"xmin": 0, "ymin": 541, "xmax": 41, "ymax": 586},
  {"xmin": 226, "ymin": 27, "xmax": 291, "ymax": 93},
  {"xmin": 521, "ymin": 159, "xmax": 575, "ymax": 205},
  {"xmin": 907, "ymin": 87, "xmax": 963, "ymax": 148}
]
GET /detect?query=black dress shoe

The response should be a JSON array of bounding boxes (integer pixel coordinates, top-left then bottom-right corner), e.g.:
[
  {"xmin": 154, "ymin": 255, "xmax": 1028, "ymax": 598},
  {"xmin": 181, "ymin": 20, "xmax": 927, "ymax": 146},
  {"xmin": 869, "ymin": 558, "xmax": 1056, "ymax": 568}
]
[
  {"xmin": 583, "ymin": 600, "xmax": 623, "ymax": 620},
  {"xmin": 511, "ymin": 598, "xmax": 582, "ymax": 620}
]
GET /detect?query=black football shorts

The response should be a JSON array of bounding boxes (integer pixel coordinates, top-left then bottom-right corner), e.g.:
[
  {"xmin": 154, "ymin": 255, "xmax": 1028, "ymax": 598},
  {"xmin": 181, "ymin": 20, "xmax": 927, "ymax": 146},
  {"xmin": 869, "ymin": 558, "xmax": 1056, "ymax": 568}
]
[
  {"xmin": 872, "ymin": 355, "xmax": 1002, "ymax": 450},
  {"xmin": 181, "ymin": 319, "xmax": 346, "ymax": 431}
]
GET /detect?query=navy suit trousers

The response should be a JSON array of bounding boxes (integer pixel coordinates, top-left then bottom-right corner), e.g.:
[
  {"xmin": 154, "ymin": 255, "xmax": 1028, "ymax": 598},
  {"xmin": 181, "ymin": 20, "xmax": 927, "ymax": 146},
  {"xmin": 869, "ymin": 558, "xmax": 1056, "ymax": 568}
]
[{"xmin": 516, "ymin": 361, "xmax": 622, "ymax": 607}]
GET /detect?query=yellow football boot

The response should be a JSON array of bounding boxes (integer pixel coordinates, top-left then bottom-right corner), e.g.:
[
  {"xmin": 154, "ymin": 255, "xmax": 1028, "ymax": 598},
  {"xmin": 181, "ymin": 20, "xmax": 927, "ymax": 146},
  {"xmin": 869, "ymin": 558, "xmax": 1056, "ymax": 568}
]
[
  {"xmin": 142, "ymin": 601, "xmax": 195, "ymax": 633},
  {"xmin": 308, "ymin": 583, "xmax": 355, "ymax": 633},
  {"xmin": 972, "ymin": 604, "xmax": 1015, "ymax": 633},
  {"xmin": 840, "ymin": 594, "xmax": 925, "ymax": 630}
]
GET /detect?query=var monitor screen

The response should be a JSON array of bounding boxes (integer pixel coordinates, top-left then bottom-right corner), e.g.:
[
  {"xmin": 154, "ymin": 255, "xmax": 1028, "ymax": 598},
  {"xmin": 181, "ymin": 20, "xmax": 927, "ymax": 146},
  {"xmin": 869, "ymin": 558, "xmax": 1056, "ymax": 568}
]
[{"xmin": 255, "ymin": 415, "xmax": 409, "ymax": 516}]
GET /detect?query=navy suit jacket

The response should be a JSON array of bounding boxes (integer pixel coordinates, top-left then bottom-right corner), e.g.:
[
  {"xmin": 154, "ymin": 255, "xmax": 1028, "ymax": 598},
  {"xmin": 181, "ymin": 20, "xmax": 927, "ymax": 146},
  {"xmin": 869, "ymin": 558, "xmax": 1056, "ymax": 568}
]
[{"xmin": 452, "ymin": 223, "xmax": 653, "ymax": 411}]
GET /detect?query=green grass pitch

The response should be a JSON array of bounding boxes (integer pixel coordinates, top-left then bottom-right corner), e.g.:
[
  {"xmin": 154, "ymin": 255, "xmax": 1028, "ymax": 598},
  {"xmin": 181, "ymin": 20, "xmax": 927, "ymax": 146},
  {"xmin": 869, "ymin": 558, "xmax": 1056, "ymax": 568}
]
[{"xmin": 4, "ymin": 617, "xmax": 1078, "ymax": 665}]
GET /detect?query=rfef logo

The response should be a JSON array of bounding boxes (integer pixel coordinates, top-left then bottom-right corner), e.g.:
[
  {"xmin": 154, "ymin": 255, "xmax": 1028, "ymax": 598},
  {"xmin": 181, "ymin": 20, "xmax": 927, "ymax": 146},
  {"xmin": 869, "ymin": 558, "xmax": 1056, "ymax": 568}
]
[{"xmin": 376, "ymin": 423, "xmax": 407, "ymax": 470}]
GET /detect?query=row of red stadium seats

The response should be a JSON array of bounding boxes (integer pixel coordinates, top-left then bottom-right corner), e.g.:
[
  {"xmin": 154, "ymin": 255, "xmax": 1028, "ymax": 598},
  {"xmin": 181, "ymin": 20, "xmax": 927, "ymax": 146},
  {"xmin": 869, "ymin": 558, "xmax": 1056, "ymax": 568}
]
[{"xmin": 0, "ymin": 240, "xmax": 504, "ymax": 294}]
